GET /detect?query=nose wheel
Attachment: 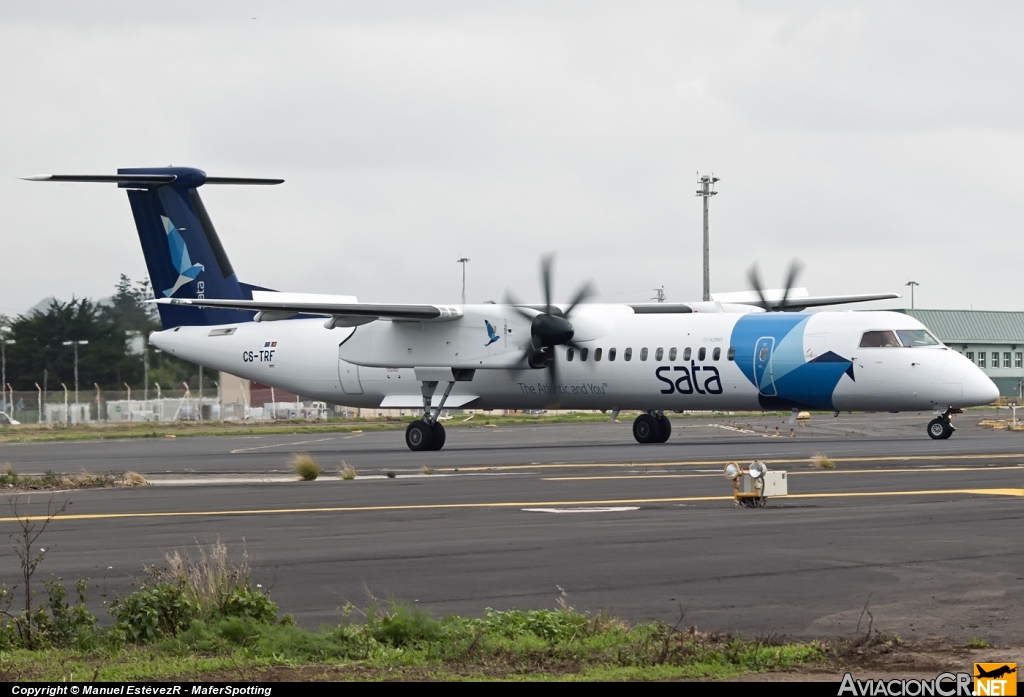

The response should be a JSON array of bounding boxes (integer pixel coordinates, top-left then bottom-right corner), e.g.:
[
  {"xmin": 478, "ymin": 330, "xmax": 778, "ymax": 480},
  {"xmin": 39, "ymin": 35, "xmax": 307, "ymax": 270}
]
[{"xmin": 927, "ymin": 408, "xmax": 959, "ymax": 440}]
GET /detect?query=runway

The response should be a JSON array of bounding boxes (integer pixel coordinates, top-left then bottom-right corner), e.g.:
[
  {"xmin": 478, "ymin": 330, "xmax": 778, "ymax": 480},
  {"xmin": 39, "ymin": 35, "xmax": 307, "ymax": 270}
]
[{"xmin": 1, "ymin": 410, "xmax": 1022, "ymax": 642}]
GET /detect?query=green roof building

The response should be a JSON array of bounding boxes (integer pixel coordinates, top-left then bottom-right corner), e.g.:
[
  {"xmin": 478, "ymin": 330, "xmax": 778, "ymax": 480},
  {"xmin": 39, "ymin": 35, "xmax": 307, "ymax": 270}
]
[{"xmin": 896, "ymin": 309, "xmax": 1024, "ymax": 398}]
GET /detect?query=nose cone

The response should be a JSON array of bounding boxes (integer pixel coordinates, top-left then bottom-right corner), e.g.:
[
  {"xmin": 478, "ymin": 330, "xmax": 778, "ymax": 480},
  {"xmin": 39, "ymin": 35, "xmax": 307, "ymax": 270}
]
[{"xmin": 962, "ymin": 365, "xmax": 1000, "ymax": 406}]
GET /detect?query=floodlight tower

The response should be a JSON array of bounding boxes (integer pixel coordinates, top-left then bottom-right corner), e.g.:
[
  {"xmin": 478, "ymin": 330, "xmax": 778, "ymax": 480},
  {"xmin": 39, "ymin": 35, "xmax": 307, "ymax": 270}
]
[
  {"xmin": 457, "ymin": 257, "xmax": 470, "ymax": 305},
  {"xmin": 62, "ymin": 339, "xmax": 89, "ymax": 411},
  {"xmin": 695, "ymin": 174, "xmax": 720, "ymax": 302},
  {"xmin": 905, "ymin": 280, "xmax": 919, "ymax": 309},
  {"xmin": 0, "ymin": 326, "xmax": 13, "ymax": 415}
]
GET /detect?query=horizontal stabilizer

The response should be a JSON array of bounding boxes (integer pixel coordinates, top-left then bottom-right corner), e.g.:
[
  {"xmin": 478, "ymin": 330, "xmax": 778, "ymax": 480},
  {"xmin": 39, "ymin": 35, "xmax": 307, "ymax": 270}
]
[{"xmin": 21, "ymin": 170, "xmax": 283, "ymax": 188}]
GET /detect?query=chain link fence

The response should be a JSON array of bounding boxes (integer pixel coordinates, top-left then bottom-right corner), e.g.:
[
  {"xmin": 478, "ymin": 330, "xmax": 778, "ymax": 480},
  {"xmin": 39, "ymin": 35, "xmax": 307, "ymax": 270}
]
[{"xmin": 0, "ymin": 386, "xmax": 330, "ymax": 425}]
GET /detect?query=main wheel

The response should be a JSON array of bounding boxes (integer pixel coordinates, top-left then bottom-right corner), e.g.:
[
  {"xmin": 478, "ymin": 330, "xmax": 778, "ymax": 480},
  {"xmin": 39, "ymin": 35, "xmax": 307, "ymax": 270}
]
[
  {"xmin": 406, "ymin": 421, "xmax": 435, "ymax": 451},
  {"xmin": 927, "ymin": 418, "xmax": 953, "ymax": 440},
  {"xmin": 633, "ymin": 414, "xmax": 658, "ymax": 443},
  {"xmin": 429, "ymin": 422, "xmax": 446, "ymax": 450},
  {"xmin": 655, "ymin": 414, "xmax": 672, "ymax": 443}
]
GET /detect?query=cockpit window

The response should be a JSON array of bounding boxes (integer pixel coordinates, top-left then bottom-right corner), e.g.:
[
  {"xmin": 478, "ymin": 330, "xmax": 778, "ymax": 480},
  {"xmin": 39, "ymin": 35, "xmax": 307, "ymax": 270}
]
[
  {"xmin": 895, "ymin": 329, "xmax": 940, "ymax": 347},
  {"xmin": 859, "ymin": 330, "xmax": 900, "ymax": 348}
]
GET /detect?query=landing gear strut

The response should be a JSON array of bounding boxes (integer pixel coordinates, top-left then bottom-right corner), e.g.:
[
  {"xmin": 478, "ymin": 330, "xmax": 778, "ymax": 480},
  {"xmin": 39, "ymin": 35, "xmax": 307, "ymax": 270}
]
[
  {"xmin": 633, "ymin": 411, "xmax": 671, "ymax": 444},
  {"xmin": 405, "ymin": 370, "xmax": 475, "ymax": 451},
  {"xmin": 405, "ymin": 379, "xmax": 455, "ymax": 452},
  {"xmin": 927, "ymin": 407, "xmax": 961, "ymax": 440}
]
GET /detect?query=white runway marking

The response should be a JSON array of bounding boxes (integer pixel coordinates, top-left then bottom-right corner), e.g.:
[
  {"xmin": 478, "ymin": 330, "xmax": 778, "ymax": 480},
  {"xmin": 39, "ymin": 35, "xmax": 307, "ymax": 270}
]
[{"xmin": 521, "ymin": 506, "xmax": 640, "ymax": 513}]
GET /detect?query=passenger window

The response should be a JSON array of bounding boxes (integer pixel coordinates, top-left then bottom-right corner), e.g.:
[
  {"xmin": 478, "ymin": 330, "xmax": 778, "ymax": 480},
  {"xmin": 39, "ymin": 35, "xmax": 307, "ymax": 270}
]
[
  {"xmin": 655, "ymin": 348, "xmax": 664, "ymax": 361},
  {"xmin": 727, "ymin": 347, "xmax": 735, "ymax": 361},
  {"xmin": 759, "ymin": 346, "xmax": 768, "ymax": 361},
  {"xmin": 860, "ymin": 330, "xmax": 900, "ymax": 347},
  {"xmin": 566, "ymin": 348, "xmax": 574, "ymax": 361},
  {"xmin": 713, "ymin": 347, "xmax": 721, "ymax": 361},
  {"xmin": 698, "ymin": 347, "xmax": 706, "ymax": 361},
  {"xmin": 668, "ymin": 348, "xmax": 677, "ymax": 361},
  {"xmin": 594, "ymin": 348, "xmax": 603, "ymax": 361},
  {"xmin": 580, "ymin": 347, "xmax": 589, "ymax": 361},
  {"xmin": 624, "ymin": 348, "xmax": 632, "ymax": 362},
  {"xmin": 895, "ymin": 329, "xmax": 940, "ymax": 347},
  {"xmin": 608, "ymin": 348, "xmax": 616, "ymax": 362},
  {"xmin": 640, "ymin": 348, "xmax": 648, "ymax": 361},
  {"xmin": 683, "ymin": 347, "xmax": 691, "ymax": 361}
]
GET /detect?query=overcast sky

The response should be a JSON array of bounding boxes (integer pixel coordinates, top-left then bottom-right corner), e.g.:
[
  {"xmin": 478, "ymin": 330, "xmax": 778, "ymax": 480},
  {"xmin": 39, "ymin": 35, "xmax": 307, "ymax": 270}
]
[{"xmin": 2, "ymin": 1, "xmax": 1022, "ymax": 318}]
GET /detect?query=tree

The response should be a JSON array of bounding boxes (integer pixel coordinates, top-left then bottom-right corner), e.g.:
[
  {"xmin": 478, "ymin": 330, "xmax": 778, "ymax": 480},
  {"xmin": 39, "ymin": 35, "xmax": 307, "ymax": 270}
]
[
  {"xmin": 104, "ymin": 274, "xmax": 159, "ymax": 333},
  {"xmin": 4, "ymin": 299, "xmax": 134, "ymax": 391}
]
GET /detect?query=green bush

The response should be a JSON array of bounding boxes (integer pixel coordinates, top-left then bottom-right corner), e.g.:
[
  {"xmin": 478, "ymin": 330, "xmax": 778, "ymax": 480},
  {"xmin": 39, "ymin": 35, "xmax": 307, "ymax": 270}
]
[
  {"xmin": 111, "ymin": 583, "xmax": 197, "ymax": 643},
  {"xmin": 220, "ymin": 586, "xmax": 278, "ymax": 624},
  {"xmin": 366, "ymin": 602, "xmax": 443, "ymax": 647}
]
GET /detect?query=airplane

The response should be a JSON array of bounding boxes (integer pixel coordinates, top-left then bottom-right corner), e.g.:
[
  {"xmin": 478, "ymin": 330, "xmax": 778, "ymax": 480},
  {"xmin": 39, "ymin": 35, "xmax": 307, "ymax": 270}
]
[
  {"xmin": 23, "ymin": 167, "xmax": 1000, "ymax": 450},
  {"xmin": 975, "ymin": 665, "xmax": 1017, "ymax": 680}
]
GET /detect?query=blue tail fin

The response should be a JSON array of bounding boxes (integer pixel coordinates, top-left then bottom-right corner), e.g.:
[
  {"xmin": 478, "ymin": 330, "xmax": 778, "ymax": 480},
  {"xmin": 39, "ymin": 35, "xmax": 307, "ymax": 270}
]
[{"xmin": 24, "ymin": 166, "xmax": 283, "ymax": 328}]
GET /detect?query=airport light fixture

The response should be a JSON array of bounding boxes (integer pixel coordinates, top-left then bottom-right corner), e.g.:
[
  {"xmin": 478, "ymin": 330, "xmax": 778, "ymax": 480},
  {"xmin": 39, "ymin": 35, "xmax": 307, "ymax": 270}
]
[
  {"xmin": 457, "ymin": 257, "xmax": 470, "ymax": 305},
  {"xmin": 1, "ymin": 326, "xmax": 14, "ymax": 415},
  {"xmin": 905, "ymin": 280, "xmax": 919, "ymax": 309},
  {"xmin": 695, "ymin": 174, "xmax": 720, "ymax": 302},
  {"xmin": 62, "ymin": 339, "xmax": 89, "ymax": 411},
  {"xmin": 724, "ymin": 462, "xmax": 740, "ymax": 480},
  {"xmin": 748, "ymin": 461, "xmax": 768, "ymax": 479}
]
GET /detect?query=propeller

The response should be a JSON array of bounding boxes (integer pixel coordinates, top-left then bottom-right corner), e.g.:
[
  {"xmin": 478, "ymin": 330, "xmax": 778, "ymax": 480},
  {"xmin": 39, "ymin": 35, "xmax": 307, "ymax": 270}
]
[
  {"xmin": 503, "ymin": 254, "xmax": 595, "ymax": 402},
  {"xmin": 746, "ymin": 259, "xmax": 804, "ymax": 312}
]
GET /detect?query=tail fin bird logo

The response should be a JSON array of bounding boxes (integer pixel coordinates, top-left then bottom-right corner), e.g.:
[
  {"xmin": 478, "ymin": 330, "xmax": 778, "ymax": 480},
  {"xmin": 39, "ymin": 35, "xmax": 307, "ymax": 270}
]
[
  {"xmin": 484, "ymin": 320, "xmax": 501, "ymax": 346},
  {"xmin": 160, "ymin": 215, "xmax": 204, "ymax": 297}
]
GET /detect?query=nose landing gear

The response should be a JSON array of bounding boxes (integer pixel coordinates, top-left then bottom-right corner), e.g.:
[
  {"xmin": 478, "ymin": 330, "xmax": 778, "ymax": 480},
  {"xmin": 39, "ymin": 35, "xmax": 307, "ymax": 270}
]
[{"xmin": 926, "ymin": 407, "xmax": 962, "ymax": 440}]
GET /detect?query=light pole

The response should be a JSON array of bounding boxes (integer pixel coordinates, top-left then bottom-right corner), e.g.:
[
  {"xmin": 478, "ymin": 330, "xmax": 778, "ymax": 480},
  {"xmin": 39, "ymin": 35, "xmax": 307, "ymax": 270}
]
[
  {"xmin": 62, "ymin": 340, "xmax": 89, "ymax": 412},
  {"xmin": 695, "ymin": 174, "xmax": 720, "ymax": 302},
  {"xmin": 457, "ymin": 257, "xmax": 470, "ymax": 305},
  {"xmin": 905, "ymin": 280, "xmax": 919, "ymax": 309},
  {"xmin": 1, "ymin": 326, "xmax": 14, "ymax": 415}
]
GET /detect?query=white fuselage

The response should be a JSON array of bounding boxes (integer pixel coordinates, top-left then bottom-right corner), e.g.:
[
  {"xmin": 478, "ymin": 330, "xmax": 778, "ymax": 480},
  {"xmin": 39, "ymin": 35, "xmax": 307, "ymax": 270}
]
[{"xmin": 149, "ymin": 306, "xmax": 999, "ymax": 413}]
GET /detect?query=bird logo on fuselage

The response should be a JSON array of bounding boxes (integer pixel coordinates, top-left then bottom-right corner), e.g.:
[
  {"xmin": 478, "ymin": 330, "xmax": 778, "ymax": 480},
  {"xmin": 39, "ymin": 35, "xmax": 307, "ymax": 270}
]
[
  {"xmin": 484, "ymin": 320, "xmax": 500, "ymax": 346},
  {"xmin": 160, "ymin": 215, "xmax": 204, "ymax": 297}
]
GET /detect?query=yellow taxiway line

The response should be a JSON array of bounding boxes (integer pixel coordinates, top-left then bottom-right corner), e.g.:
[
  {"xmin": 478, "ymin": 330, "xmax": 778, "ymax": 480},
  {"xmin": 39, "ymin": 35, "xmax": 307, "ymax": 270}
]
[
  {"xmin": 1, "ymin": 488, "xmax": 1021, "ymax": 523},
  {"xmin": 444, "ymin": 452, "xmax": 1024, "ymax": 472},
  {"xmin": 543, "ymin": 465, "xmax": 1024, "ymax": 481}
]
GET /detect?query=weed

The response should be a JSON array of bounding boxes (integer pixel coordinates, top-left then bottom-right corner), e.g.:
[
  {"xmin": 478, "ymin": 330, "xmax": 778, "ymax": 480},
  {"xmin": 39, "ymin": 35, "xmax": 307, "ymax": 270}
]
[
  {"xmin": 811, "ymin": 453, "xmax": 836, "ymax": 469},
  {"xmin": 111, "ymin": 541, "xmax": 278, "ymax": 644},
  {"xmin": 290, "ymin": 453, "xmax": 322, "ymax": 481},
  {"xmin": 966, "ymin": 637, "xmax": 990, "ymax": 649},
  {"xmin": 386, "ymin": 471, "xmax": 396, "ymax": 479},
  {"xmin": 123, "ymin": 472, "xmax": 148, "ymax": 487},
  {"xmin": 421, "ymin": 466, "xmax": 434, "ymax": 475},
  {"xmin": 337, "ymin": 462, "xmax": 356, "ymax": 480}
]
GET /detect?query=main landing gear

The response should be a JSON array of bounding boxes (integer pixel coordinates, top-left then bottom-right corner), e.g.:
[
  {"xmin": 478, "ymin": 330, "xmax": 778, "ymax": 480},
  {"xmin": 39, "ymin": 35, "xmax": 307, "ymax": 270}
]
[
  {"xmin": 927, "ymin": 407, "xmax": 962, "ymax": 440},
  {"xmin": 405, "ymin": 372, "xmax": 477, "ymax": 451},
  {"xmin": 633, "ymin": 411, "xmax": 671, "ymax": 444}
]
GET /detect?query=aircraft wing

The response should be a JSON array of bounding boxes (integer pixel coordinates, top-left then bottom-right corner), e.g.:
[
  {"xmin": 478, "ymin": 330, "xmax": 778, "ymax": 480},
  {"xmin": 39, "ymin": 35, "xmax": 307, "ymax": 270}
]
[
  {"xmin": 711, "ymin": 289, "xmax": 900, "ymax": 311},
  {"xmin": 154, "ymin": 297, "xmax": 463, "ymax": 325}
]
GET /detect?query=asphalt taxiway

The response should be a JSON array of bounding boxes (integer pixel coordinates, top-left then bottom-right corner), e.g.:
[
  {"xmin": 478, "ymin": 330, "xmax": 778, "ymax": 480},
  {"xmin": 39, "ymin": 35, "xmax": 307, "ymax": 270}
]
[{"xmin": 1, "ymin": 410, "xmax": 1022, "ymax": 642}]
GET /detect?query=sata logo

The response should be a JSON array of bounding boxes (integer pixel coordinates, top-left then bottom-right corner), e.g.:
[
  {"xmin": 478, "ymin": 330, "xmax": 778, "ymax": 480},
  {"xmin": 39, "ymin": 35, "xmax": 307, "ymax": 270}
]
[{"xmin": 655, "ymin": 363, "xmax": 723, "ymax": 395}]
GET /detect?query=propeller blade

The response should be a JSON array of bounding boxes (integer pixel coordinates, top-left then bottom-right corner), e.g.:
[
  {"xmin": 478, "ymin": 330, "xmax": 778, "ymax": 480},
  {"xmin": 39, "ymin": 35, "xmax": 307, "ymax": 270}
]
[
  {"xmin": 545, "ymin": 351, "xmax": 562, "ymax": 408},
  {"xmin": 540, "ymin": 253, "xmax": 554, "ymax": 316},
  {"xmin": 777, "ymin": 259, "xmax": 804, "ymax": 311},
  {"xmin": 563, "ymin": 280, "xmax": 595, "ymax": 318},
  {"xmin": 746, "ymin": 262, "xmax": 771, "ymax": 311},
  {"xmin": 501, "ymin": 289, "xmax": 536, "ymax": 321}
]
